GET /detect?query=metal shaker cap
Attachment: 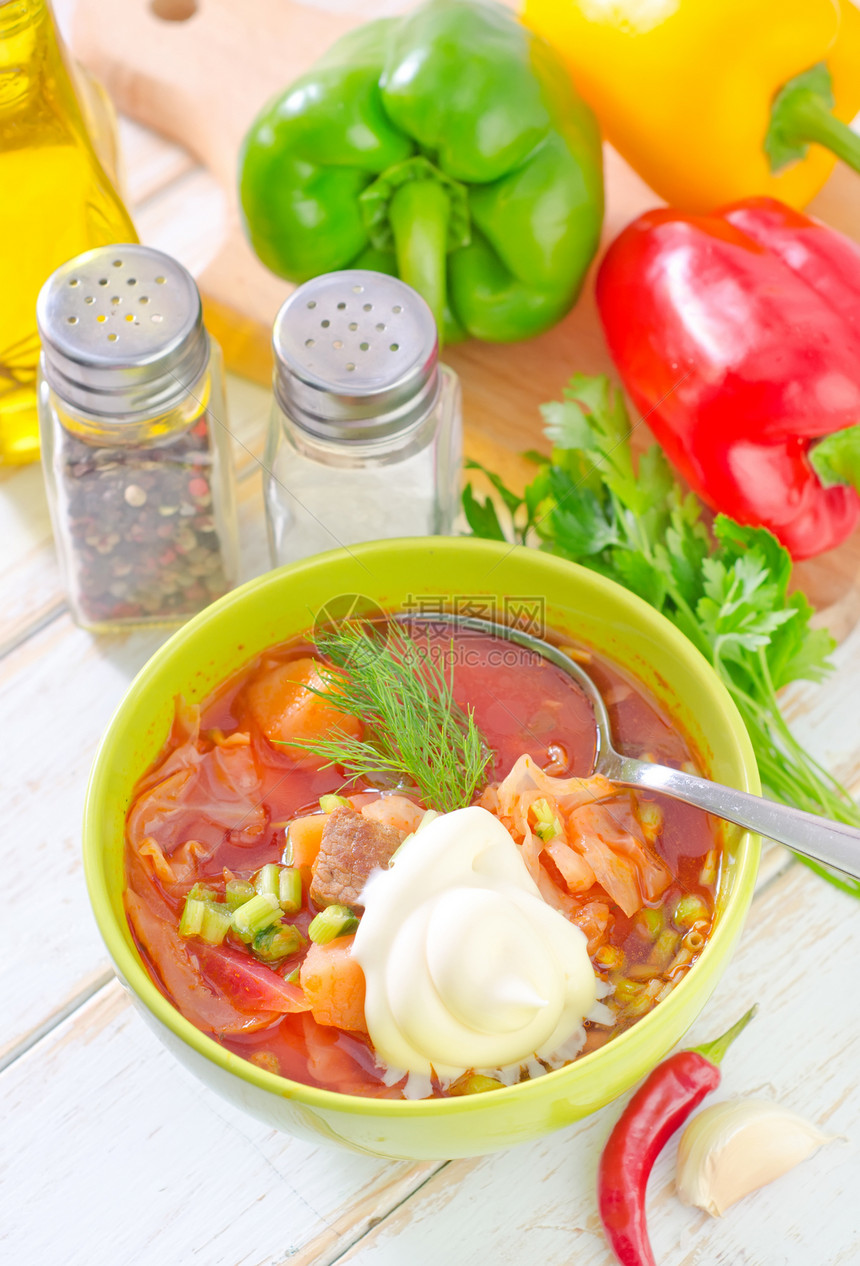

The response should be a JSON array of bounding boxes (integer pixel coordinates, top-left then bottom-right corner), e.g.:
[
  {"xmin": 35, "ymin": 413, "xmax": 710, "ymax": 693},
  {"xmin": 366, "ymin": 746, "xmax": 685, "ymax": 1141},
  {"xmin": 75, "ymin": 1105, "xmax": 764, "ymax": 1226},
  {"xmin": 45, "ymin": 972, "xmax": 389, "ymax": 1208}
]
[
  {"xmin": 36, "ymin": 244, "xmax": 209, "ymax": 419},
  {"xmin": 272, "ymin": 271, "xmax": 440, "ymax": 442}
]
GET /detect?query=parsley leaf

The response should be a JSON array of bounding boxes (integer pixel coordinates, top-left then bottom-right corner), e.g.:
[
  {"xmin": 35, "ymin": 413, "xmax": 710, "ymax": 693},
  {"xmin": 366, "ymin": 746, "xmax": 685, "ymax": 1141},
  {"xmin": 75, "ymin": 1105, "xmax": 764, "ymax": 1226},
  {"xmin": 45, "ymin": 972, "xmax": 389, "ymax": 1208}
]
[
  {"xmin": 461, "ymin": 483, "xmax": 507, "ymax": 542},
  {"xmin": 463, "ymin": 374, "xmax": 860, "ymax": 897}
]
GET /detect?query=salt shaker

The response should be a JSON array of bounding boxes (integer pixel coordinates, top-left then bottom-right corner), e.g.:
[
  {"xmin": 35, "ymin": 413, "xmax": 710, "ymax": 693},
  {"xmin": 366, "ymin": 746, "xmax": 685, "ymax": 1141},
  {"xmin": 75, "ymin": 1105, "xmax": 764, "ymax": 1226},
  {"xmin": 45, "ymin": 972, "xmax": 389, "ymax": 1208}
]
[
  {"xmin": 264, "ymin": 270, "xmax": 462, "ymax": 565},
  {"xmin": 37, "ymin": 244, "xmax": 239, "ymax": 632}
]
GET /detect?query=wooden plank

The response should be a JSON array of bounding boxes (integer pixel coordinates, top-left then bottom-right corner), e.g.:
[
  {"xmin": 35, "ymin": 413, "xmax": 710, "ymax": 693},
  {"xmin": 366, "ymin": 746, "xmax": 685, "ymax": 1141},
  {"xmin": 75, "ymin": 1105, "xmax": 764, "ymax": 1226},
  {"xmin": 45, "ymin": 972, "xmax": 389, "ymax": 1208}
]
[
  {"xmin": 119, "ymin": 117, "xmax": 196, "ymax": 207},
  {"xmin": 0, "ymin": 462, "xmax": 63, "ymax": 658},
  {"xmin": 70, "ymin": 0, "xmax": 386, "ymax": 187},
  {"xmin": 779, "ymin": 617, "xmax": 860, "ymax": 793},
  {"xmin": 0, "ymin": 467, "xmax": 272, "ymax": 1066},
  {"xmin": 133, "ymin": 164, "xmax": 227, "ymax": 277},
  {"xmin": 328, "ymin": 861, "xmax": 860, "ymax": 1266},
  {"xmin": 0, "ymin": 613, "xmax": 165, "ymax": 1067},
  {"xmin": 14, "ymin": 10, "xmax": 860, "ymax": 1261},
  {"xmin": 0, "ymin": 862, "xmax": 856, "ymax": 1266},
  {"xmin": 0, "ymin": 979, "xmax": 440, "ymax": 1266}
]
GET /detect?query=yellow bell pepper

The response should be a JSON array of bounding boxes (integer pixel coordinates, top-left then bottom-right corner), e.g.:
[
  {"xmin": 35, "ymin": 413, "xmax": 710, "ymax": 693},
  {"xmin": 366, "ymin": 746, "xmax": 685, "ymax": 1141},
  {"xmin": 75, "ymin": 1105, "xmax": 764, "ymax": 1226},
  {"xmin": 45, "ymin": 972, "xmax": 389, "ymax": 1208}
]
[{"xmin": 522, "ymin": 0, "xmax": 860, "ymax": 211}]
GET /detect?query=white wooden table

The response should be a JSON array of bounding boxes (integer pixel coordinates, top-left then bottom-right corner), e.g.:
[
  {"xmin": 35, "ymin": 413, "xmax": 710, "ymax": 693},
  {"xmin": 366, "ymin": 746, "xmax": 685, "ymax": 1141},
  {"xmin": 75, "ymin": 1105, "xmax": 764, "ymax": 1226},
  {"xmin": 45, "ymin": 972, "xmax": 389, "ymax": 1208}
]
[{"xmin": 3, "ymin": 15, "xmax": 860, "ymax": 1266}]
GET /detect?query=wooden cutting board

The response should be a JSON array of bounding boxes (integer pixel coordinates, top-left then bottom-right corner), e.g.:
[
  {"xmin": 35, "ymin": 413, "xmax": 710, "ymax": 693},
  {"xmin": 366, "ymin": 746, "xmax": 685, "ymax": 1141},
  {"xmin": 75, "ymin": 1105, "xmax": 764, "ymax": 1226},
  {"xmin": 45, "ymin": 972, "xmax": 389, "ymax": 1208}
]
[{"xmin": 69, "ymin": 0, "xmax": 860, "ymax": 624}]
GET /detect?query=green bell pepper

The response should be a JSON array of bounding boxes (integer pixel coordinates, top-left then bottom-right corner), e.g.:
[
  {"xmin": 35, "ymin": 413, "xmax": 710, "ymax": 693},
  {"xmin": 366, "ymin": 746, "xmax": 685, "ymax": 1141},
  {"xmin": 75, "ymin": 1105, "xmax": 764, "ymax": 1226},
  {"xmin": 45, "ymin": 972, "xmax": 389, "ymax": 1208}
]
[{"xmin": 238, "ymin": 0, "xmax": 603, "ymax": 343}]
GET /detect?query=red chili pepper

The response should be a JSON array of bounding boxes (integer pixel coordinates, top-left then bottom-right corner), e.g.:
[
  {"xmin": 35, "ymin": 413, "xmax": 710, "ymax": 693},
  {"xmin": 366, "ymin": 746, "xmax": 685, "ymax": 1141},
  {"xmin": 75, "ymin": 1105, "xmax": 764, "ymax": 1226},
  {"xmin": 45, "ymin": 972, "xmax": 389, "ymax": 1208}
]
[
  {"xmin": 596, "ymin": 197, "xmax": 860, "ymax": 560},
  {"xmin": 598, "ymin": 1006, "xmax": 757, "ymax": 1266}
]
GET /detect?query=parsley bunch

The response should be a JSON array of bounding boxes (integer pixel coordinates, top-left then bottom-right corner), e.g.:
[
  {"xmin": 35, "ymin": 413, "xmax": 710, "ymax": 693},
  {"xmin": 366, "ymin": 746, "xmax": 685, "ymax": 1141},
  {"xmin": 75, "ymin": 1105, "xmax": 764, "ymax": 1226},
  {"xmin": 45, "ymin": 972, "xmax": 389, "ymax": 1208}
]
[{"xmin": 463, "ymin": 374, "xmax": 860, "ymax": 897}]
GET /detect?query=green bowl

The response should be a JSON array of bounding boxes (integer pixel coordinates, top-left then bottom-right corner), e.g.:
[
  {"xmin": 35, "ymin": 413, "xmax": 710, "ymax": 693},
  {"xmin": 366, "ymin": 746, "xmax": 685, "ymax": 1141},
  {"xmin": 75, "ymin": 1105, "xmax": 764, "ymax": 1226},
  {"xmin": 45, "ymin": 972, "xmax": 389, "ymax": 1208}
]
[{"xmin": 83, "ymin": 538, "xmax": 760, "ymax": 1160}]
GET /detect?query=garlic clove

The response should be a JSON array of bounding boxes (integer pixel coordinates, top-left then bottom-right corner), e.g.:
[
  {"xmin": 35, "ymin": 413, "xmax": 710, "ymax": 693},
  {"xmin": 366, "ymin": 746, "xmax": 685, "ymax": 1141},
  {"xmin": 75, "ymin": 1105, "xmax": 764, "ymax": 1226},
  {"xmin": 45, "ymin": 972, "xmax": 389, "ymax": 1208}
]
[{"xmin": 676, "ymin": 1097, "xmax": 838, "ymax": 1218}]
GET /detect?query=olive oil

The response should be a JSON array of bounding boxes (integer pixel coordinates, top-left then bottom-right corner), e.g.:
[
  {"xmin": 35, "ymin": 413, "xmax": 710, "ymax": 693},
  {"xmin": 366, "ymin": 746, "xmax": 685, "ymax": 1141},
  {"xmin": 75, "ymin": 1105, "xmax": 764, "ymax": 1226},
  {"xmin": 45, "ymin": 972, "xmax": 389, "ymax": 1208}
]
[{"xmin": 0, "ymin": 0, "xmax": 136, "ymax": 464}]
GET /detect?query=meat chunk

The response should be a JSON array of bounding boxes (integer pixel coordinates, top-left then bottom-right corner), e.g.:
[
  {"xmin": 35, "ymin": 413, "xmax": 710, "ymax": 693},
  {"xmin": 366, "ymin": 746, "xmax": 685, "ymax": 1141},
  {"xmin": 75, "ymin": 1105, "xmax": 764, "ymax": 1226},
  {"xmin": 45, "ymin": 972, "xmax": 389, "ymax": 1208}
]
[{"xmin": 310, "ymin": 807, "xmax": 405, "ymax": 910}]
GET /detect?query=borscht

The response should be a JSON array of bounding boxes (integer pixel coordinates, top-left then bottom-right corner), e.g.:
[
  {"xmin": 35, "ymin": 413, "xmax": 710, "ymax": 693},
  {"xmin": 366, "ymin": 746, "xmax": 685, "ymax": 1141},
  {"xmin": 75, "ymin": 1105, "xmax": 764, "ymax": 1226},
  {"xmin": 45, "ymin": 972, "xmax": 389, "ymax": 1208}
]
[{"xmin": 124, "ymin": 619, "xmax": 719, "ymax": 1098}]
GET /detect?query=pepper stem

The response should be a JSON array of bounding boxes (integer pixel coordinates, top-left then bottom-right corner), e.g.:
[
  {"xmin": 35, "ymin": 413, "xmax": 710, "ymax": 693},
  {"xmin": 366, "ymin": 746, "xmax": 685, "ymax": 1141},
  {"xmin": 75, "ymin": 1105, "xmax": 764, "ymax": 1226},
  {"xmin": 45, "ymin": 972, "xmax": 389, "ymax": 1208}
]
[
  {"xmin": 389, "ymin": 179, "xmax": 450, "ymax": 338},
  {"xmin": 690, "ymin": 1004, "xmax": 758, "ymax": 1068},
  {"xmin": 765, "ymin": 63, "xmax": 860, "ymax": 175},
  {"xmin": 809, "ymin": 423, "xmax": 860, "ymax": 492}
]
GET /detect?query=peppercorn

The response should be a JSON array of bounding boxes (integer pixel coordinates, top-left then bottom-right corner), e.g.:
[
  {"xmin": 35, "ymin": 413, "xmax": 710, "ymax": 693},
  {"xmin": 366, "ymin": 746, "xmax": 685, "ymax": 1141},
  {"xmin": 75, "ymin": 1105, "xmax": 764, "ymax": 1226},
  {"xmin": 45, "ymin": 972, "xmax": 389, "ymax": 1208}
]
[{"xmin": 57, "ymin": 412, "xmax": 230, "ymax": 625}]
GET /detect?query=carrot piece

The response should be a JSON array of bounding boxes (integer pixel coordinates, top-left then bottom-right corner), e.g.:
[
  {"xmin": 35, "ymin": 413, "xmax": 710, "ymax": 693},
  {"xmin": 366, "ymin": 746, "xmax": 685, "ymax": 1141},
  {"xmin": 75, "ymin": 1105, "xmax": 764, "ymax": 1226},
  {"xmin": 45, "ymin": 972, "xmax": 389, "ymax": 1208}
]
[
  {"xmin": 246, "ymin": 656, "xmax": 362, "ymax": 746},
  {"xmin": 299, "ymin": 935, "xmax": 368, "ymax": 1033},
  {"xmin": 286, "ymin": 812, "xmax": 329, "ymax": 869}
]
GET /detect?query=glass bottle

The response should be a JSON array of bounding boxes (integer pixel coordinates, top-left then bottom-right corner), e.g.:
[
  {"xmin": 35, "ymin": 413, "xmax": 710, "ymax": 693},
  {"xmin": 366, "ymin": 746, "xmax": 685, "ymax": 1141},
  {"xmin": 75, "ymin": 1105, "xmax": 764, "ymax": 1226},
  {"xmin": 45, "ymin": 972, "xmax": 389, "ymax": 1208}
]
[
  {"xmin": 264, "ymin": 270, "xmax": 462, "ymax": 566},
  {"xmin": 37, "ymin": 243, "xmax": 239, "ymax": 632},
  {"xmin": 0, "ymin": 0, "xmax": 137, "ymax": 465}
]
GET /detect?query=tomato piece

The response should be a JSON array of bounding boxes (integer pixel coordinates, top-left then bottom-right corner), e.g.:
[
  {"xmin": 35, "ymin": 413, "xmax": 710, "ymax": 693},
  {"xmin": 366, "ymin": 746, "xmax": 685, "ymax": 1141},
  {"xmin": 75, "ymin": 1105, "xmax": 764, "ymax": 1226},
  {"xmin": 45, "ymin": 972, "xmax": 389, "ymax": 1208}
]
[
  {"xmin": 192, "ymin": 941, "xmax": 311, "ymax": 1015},
  {"xmin": 245, "ymin": 657, "xmax": 362, "ymax": 747}
]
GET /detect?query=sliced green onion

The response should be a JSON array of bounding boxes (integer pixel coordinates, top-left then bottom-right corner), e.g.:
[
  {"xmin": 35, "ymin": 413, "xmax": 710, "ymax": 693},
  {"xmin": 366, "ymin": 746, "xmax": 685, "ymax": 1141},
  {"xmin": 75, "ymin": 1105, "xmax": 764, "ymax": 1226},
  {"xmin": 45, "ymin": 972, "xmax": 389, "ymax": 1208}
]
[
  {"xmin": 179, "ymin": 895, "xmax": 232, "ymax": 945},
  {"xmin": 637, "ymin": 801, "xmax": 663, "ymax": 837},
  {"xmin": 613, "ymin": 977, "xmax": 642, "ymax": 1006},
  {"xmin": 231, "ymin": 892, "xmax": 281, "ymax": 942},
  {"xmin": 594, "ymin": 944, "xmax": 625, "ymax": 973},
  {"xmin": 281, "ymin": 828, "xmax": 297, "ymax": 867},
  {"xmin": 225, "ymin": 878, "xmax": 255, "ymax": 911},
  {"xmin": 252, "ymin": 922, "xmax": 305, "ymax": 963},
  {"xmin": 652, "ymin": 927, "xmax": 681, "ymax": 969},
  {"xmin": 278, "ymin": 866, "xmax": 302, "ymax": 913},
  {"xmin": 620, "ymin": 985, "xmax": 654, "ymax": 1017},
  {"xmin": 308, "ymin": 904, "xmax": 359, "ymax": 945},
  {"xmin": 674, "ymin": 894, "xmax": 709, "ymax": 931},
  {"xmin": 179, "ymin": 896, "xmax": 207, "ymax": 939},
  {"xmin": 531, "ymin": 797, "xmax": 563, "ymax": 843},
  {"xmin": 448, "ymin": 1074, "xmax": 505, "ymax": 1096},
  {"xmin": 699, "ymin": 848, "xmax": 719, "ymax": 887},
  {"xmin": 319, "ymin": 793, "xmax": 351, "ymax": 813},
  {"xmin": 199, "ymin": 903, "xmax": 233, "ymax": 945},
  {"xmin": 633, "ymin": 907, "xmax": 663, "ymax": 940},
  {"xmin": 255, "ymin": 863, "xmax": 282, "ymax": 901},
  {"xmin": 187, "ymin": 882, "xmax": 219, "ymax": 903},
  {"xmin": 285, "ymin": 966, "xmax": 301, "ymax": 984},
  {"xmin": 388, "ymin": 834, "xmax": 413, "ymax": 867}
]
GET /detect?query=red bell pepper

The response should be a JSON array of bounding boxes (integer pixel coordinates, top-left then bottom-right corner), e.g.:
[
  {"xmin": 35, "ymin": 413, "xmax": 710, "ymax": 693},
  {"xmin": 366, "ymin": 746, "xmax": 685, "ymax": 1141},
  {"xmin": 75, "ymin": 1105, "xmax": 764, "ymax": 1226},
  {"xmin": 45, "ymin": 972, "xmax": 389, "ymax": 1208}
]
[{"xmin": 596, "ymin": 197, "xmax": 860, "ymax": 560}]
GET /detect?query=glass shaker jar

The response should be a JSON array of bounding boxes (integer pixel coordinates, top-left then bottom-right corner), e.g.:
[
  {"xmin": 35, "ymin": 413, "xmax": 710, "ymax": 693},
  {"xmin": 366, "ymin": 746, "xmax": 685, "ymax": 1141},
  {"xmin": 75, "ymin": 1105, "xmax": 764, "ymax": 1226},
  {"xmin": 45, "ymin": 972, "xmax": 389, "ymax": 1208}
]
[
  {"xmin": 264, "ymin": 270, "xmax": 462, "ymax": 566},
  {"xmin": 37, "ymin": 243, "xmax": 239, "ymax": 632}
]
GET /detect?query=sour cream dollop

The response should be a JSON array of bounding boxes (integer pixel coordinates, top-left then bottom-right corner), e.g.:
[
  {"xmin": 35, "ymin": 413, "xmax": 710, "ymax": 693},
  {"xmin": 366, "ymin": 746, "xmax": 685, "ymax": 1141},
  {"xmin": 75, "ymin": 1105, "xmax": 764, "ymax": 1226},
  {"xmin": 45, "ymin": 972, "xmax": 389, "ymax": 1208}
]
[{"xmin": 352, "ymin": 805, "xmax": 598, "ymax": 1078}]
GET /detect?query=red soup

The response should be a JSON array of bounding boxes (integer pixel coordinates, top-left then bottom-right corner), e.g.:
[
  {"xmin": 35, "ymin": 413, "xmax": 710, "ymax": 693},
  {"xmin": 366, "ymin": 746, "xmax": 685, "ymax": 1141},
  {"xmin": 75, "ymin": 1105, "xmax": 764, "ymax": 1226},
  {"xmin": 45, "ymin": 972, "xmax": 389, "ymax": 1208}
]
[{"xmin": 124, "ymin": 622, "xmax": 719, "ymax": 1098}]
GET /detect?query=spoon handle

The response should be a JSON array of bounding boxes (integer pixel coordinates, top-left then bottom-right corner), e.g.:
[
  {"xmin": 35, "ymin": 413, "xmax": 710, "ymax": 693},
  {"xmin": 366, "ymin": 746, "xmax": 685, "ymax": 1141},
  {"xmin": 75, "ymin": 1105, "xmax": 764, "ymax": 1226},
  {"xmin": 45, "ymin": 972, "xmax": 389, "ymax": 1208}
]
[{"xmin": 617, "ymin": 757, "xmax": 860, "ymax": 879}]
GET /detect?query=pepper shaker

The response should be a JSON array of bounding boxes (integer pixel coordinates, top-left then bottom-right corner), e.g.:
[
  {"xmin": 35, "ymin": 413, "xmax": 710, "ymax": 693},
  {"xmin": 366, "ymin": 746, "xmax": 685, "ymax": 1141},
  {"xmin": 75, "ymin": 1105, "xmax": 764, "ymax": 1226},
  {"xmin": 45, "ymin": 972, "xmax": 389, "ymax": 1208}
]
[
  {"xmin": 37, "ymin": 244, "xmax": 239, "ymax": 632},
  {"xmin": 264, "ymin": 270, "xmax": 462, "ymax": 566}
]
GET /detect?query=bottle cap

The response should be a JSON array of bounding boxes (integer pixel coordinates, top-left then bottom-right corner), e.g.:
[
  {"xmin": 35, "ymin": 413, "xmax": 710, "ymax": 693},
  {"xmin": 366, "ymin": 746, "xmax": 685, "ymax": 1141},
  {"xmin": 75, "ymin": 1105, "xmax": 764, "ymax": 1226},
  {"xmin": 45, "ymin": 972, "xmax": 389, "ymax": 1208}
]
[
  {"xmin": 272, "ymin": 271, "xmax": 439, "ymax": 442},
  {"xmin": 37, "ymin": 244, "xmax": 209, "ymax": 418}
]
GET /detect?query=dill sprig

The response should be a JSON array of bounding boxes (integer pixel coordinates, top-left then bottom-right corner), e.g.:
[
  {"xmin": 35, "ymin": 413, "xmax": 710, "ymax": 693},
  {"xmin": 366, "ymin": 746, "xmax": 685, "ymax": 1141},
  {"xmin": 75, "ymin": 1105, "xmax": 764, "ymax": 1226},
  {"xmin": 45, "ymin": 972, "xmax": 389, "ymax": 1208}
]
[{"xmin": 284, "ymin": 621, "xmax": 491, "ymax": 814}]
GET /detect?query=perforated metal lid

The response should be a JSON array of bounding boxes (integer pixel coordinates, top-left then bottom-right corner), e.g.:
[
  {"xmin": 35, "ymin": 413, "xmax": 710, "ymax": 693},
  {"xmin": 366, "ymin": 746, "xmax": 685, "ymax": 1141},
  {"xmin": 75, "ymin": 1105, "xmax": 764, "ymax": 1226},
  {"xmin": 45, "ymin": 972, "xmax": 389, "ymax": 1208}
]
[
  {"xmin": 272, "ymin": 271, "xmax": 439, "ymax": 442},
  {"xmin": 36, "ymin": 244, "xmax": 209, "ymax": 419}
]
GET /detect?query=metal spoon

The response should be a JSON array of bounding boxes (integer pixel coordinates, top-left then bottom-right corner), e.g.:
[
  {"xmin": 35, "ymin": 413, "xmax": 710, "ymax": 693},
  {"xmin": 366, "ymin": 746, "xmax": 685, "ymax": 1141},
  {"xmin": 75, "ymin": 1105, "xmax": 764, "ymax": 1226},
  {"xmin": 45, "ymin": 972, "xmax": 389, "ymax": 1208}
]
[{"xmin": 407, "ymin": 611, "xmax": 860, "ymax": 880}]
